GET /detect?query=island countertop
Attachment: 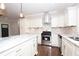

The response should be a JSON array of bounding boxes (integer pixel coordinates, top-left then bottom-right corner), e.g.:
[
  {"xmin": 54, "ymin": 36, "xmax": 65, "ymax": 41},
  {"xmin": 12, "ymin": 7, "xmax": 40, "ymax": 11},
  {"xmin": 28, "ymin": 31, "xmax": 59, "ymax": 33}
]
[
  {"xmin": 0, "ymin": 34, "xmax": 37, "ymax": 53},
  {"xmin": 58, "ymin": 33, "xmax": 79, "ymax": 47}
]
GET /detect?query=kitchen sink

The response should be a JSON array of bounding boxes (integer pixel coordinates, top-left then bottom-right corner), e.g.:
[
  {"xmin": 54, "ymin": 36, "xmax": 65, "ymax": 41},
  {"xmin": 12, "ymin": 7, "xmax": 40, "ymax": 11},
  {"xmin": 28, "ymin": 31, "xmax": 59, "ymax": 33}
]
[{"xmin": 69, "ymin": 37, "xmax": 79, "ymax": 41}]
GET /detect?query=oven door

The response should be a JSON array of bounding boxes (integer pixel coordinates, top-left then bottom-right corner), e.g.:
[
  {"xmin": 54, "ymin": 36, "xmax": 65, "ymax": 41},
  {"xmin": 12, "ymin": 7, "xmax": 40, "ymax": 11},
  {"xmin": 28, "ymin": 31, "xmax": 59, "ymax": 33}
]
[{"xmin": 42, "ymin": 35, "xmax": 50, "ymax": 41}]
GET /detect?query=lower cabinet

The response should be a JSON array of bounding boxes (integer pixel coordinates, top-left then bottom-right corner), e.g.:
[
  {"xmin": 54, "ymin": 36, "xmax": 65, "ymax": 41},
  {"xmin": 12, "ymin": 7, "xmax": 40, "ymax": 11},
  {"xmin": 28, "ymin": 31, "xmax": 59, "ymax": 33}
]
[
  {"xmin": 0, "ymin": 47, "xmax": 16, "ymax": 56},
  {"xmin": 62, "ymin": 37, "xmax": 75, "ymax": 56},
  {"xmin": 51, "ymin": 34, "xmax": 59, "ymax": 47},
  {"xmin": 0, "ymin": 39, "xmax": 37, "ymax": 56},
  {"xmin": 75, "ymin": 46, "xmax": 79, "ymax": 56}
]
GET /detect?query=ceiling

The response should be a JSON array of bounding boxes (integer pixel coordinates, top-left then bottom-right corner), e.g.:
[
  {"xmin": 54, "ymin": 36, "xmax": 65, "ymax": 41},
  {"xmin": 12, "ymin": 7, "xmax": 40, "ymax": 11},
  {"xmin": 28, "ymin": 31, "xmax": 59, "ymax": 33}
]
[{"xmin": 2, "ymin": 3, "xmax": 79, "ymax": 19}]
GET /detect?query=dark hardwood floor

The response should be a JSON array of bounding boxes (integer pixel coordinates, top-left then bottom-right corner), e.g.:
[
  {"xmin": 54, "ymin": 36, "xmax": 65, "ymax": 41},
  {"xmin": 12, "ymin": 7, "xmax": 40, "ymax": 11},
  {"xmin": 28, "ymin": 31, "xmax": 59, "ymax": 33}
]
[{"xmin": 37, "ymin": 44, "xmax": 61, "ymax": 56}]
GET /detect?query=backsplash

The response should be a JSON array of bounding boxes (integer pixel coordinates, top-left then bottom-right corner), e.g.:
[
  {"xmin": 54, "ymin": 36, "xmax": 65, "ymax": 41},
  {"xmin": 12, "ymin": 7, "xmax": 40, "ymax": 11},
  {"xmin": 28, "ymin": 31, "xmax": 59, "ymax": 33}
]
[
  {"xmin": 20, "ymin": 25, "xmax": 77, "ymax": 36},
  {"xmin": 51, "ymin": 27, "xmax": 77, "ymax": 35}
]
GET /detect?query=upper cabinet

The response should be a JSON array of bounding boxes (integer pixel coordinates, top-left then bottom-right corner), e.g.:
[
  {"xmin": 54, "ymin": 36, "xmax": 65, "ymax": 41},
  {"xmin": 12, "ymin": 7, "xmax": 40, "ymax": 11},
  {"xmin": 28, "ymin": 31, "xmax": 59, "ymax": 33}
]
[
  {"xmin": 66, "ymin": 6, "xmax": 77, "ymax": 26},
  {"xmin": 27, "ymin": 14, "xmax": 43, "ymax": 27},
  {"xmin": 20, "ymin": 6, "xmax": 78, "ymax": 29},
  {"xmin": 51, "ymin": 6, "xmax": 77, "ymax": 27},
  {"xmin": 20, "ymin": 13, "xmax": 43, "ymax": 28},
  {"xmin": 51, "ymin": 15, "xmax": 58, "ymax": 27},
  {"xmin": 51, "ymin": 11, "xmax": 65, "ymax": 27}
]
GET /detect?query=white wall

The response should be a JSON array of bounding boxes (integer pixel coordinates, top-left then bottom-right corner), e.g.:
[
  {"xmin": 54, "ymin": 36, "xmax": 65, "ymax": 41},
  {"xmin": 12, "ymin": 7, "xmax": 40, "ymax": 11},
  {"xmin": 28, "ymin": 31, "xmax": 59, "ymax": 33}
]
[{"xmin": 0, "ymin": 16, "xmax": 20, "ymax": 37}]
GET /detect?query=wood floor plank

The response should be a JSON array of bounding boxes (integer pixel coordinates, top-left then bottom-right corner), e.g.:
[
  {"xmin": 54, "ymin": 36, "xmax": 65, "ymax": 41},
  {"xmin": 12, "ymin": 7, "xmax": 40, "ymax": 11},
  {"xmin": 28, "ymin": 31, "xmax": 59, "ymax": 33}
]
[{"xmin": 37, "ymin": 44, "xmax": 61, "ymax": 56}]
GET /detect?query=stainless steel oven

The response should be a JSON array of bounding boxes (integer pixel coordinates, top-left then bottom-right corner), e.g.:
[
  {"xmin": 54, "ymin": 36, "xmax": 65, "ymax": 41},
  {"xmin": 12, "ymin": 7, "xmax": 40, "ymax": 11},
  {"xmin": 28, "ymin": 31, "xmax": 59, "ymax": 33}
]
[{"xmin": 41, "ymin": 31, "xmax": 51, "ymax": 45}]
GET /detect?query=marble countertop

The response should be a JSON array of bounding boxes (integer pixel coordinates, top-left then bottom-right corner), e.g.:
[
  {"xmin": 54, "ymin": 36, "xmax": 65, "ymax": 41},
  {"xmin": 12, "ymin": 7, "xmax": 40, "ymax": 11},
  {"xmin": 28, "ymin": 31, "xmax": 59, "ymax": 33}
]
[{"xmin": 0, "ymin": 34, "xmax": 37, "ymax": 53}]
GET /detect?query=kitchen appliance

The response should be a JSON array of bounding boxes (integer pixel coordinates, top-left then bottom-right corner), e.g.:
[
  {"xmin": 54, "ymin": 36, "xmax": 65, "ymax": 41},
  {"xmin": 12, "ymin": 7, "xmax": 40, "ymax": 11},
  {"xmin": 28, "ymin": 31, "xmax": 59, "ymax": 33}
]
[
  {"xmin": 41, "ymin": 31, "xmax": 51, "ymax": 45},
  {"xmin": 1, "ymin": 24, "xmax": 9, "ymax": 37}
]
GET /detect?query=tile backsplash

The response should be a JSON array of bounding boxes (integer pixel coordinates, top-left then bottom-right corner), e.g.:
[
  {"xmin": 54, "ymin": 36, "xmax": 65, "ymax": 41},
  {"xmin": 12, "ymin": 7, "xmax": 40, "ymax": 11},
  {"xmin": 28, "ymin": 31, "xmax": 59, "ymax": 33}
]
[{"xmin": 51, "ymin": 27, "xmax": 77, "ymax": 35}]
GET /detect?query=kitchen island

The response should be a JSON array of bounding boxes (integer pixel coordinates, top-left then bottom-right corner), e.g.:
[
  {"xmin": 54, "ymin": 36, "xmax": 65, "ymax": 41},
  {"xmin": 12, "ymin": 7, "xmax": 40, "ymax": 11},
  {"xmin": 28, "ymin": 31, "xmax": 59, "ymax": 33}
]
[
  {"xmin": 59, "ymin": 34, "xmax": 79, "ymax": 56},
  {"xmin": 0, "ymin": 34, "xmax": 38, "ymax": 56}
]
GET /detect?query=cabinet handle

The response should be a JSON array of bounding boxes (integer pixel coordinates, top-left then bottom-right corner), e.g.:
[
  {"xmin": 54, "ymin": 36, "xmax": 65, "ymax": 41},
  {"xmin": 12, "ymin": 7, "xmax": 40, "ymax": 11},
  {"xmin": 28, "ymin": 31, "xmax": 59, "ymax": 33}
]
[{"xmin": 16, "ymin": 49, "xmax": 21, "ymax": 53}]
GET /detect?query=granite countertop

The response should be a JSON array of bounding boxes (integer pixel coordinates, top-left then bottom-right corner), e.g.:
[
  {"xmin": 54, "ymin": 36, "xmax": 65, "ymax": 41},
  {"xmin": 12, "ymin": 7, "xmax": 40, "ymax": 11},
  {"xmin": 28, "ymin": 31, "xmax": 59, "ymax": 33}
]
[{"xmin": 0, "ymin": 34, "xmax": 37, "ymax": 53}]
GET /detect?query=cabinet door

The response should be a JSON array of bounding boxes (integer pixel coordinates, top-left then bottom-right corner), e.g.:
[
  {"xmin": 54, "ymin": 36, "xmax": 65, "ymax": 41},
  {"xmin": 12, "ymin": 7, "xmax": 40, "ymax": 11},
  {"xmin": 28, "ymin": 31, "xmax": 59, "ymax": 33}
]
[
  {"xmin": 64, "ymin": 42, "xmax": 75, "ymax": 56},
  {"xmin": 57, "ymin": 14, "xmax": 65, "ymax": 27},
  {"xmin": 27, "ymin": 14, "xmax": 43, "ymax": 27},
  {"xmin": 30, "ymin": 18, "xmax": 42, "ymax": 27},
  {"xmin": 21, "ymin": 39, "xmax": 37, "ymax": 56},
  {"xmin": 62, "ymin": 38, "xmax": 75, "ymax": 56},
  {"xmin": 51, "ymin": 13, "xmax": 65, "ymax": 27},
  {"xmin": 51, "ymin": 34, "xmax": 59, "ymax": 47},
  {"xmin": 23, "ymin": 42, "xmax": 33, "ymax": 56},
  {"xmin": 67, "ymin": 7, "xmax": 77, "ymax": 26},
  {"xmin": 0, "ymin": 47, "xmax": 17, "ymax": 56},
  {"xmin": 74, "ymin": 46, "xmax": 79, "ymax": 56},
  {"xmin": 20, "ymin": 40, "xmax": 34, "ymax": 56},
  {"xmin": 51, "ymin": 16, "xmax": 58, "ymax": 27}
]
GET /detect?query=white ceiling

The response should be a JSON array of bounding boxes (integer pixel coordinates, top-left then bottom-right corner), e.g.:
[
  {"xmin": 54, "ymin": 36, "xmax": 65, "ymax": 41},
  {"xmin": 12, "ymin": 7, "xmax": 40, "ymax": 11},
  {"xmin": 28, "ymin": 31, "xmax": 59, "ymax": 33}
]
[{"xmin": 3, "ymin": 3, "xmax": 78, "ymax": 19}]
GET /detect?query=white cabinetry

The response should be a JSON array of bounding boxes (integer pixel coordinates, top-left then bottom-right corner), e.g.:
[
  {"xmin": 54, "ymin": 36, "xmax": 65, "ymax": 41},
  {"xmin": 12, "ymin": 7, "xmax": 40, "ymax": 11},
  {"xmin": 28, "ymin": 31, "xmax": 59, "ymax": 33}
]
[
  {"xmin": 67, "ymin": 6, "xmax": 77, "ymax": 26},
  {"xmin": 75, "ymin": 46, "xmax": 79, "ymax": 56},
  {"xmin": 19, "ymin": 14, "xmax": 43, "ymax": 44},
  {"xmin": 26, "ymin": 14, "xmax": 43, "ymax": 27},
  {"xmin": 0, "ymin": 47, "xmax": 16, "ymax": 56},
  {"xmin": 20, "ymin": 14, "xmax": 43, "ymax": 28},
  {"xmin": 20, "ymin": 39, "xmax": 35, "ymax": 56},
  {"xmin": 51, "ymin": 6, "xmax": 77, "ymax": 27},
  {"xmin": 51, "ymin": 12, "xmax": 65, "ymax": 27},
  {"xmin": 19, "ymin": 14, "xmax": 43, "ymax": 34},
  {"xmin": 62, "ymin": 37, "xmax": 75, "ymax": 56},
  {"xmin": 0, "ymin": 39, "xmax": 37, "ymax": 56},
  {"xmin": 51, "ymin": 34, "xmax": 59, "ymax": 47},
  {"xmin": 51, "ymin": 15, "xmax": 58, "ymax": 27},
  {"xmin": 29, "ymin": 17, "xmax": 42, "ymax": 27},
  {"xmin": 57, "ymin": 14, "xmax": 65, "ymax": 27}
]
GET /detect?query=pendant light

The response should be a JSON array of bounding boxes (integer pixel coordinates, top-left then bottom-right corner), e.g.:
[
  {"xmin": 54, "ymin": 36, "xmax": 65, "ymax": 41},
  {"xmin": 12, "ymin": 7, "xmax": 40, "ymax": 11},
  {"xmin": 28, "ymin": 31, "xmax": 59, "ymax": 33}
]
[
  {"xmin": 19, "ymin": 3, "xmax": 24, "ymax": 18},
  {"xmin": 0, "ymin": 3, "xmax": 5, "ymax": 16},
  {"xmin": 0, "ymin": 3, "xmax": 5, "ymax": 10}
]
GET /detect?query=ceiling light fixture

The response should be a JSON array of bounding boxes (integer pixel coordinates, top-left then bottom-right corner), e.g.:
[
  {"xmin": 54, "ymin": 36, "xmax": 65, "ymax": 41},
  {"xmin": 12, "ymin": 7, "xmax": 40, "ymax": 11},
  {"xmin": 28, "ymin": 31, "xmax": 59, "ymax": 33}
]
[
  {"xmin": 0, "ymin": 3, "xmax": 5, "ymax": 10},
  {"xmin": 19, "ymin": 3, "xmax": 24, "ymax": 18},
  {"xmin": 0, "ymin": 3, "xmax": 5, "ymax": 16}
]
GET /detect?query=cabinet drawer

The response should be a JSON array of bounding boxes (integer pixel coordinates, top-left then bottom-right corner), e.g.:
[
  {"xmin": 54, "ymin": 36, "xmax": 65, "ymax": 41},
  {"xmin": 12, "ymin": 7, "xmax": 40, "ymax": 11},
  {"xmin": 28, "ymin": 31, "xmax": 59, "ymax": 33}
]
[
  {"xmin": 0, "ymin": 43, "xmax": 24, "ymax": 56},
  {"xmin": 0, "ymin": 47, "xmax": 17, "ymax": 56},
  {"xmin": 0, "ymin": 39, "xmax": 37, "ymax": 56}
]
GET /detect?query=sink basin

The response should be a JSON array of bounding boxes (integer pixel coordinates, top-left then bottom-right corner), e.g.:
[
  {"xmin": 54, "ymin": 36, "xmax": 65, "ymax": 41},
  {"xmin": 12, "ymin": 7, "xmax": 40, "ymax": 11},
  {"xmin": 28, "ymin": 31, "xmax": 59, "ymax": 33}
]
[{"xmin": 69, "ymin": 37, "xmax": 79, "ymax": 41}]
